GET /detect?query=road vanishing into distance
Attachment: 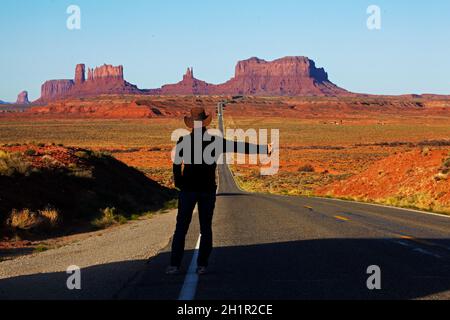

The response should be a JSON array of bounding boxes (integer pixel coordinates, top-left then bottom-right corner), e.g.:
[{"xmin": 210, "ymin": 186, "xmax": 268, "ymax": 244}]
[
  {"xmin": 1, "ymin": 103, "xmax": 449, "ymax": 300},
  {"xmin": 121, "ymin": 102, "xmax": 450, "ymax": 300}
]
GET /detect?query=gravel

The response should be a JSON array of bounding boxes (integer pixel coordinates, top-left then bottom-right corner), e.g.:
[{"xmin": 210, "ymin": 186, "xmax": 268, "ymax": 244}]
[{"xmin": 0, "ymin": 210, "xmax": 176, "ymax": 300}]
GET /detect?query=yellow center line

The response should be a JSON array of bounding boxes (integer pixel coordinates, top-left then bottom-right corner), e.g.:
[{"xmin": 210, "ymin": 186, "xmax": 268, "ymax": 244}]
[
  {"xmin": 334, "ymin": 215, "xmax": 350, "ymax": 222},
  {"xmin": 397, "ymin": 234, "xmax": 444, "ymax": 248}
]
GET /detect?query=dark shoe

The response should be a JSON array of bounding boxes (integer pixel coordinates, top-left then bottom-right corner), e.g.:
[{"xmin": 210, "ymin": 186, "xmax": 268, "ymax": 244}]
[
  {"xmin": 196, "ymin": 266, "xmax": 207, "ymax": 275},
  {"xmin": 166, "ymin": 266, "xmax": 181, "ymax": 275}
]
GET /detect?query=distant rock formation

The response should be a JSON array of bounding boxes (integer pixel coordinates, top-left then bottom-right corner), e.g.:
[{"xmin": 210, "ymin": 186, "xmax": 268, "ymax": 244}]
[
  {"xmin": 40, "ymin": 80, "xmax": 75, "ymax": 102},
  {"xmin": 37, "ymin": 64, "xmax": 144, "ymax": 102},
  {"xmin": 213, "ymin": 56, "xmax": 347, "ymax": 96},
  {"xmin": 93, "ymin": 64, "xmax": 124, "ymax": 80},
  {"xmin": 156, "ymin": 56, "xmax": 348, "ymax": 96},
  {"xmin": 183, "ymin": 67, "xmax": 194, "ymax": 81},
  {"xmin": 86, "ymin": 64, "xmax": 123, "ymax": 82},
  {"xmin": 16, "ymin": 90, "xmax": 30, "ymax": 104},
  {"xmin": 35, "ymin": 56, "xmax": 350, "ymax": 102},
  {"xmin": 160, "ymin": 67, "xmax": 212, "ymax": 95},
  {"xmin": 75, "ymin": 64, "xmax": 86, "ymax": 85}
]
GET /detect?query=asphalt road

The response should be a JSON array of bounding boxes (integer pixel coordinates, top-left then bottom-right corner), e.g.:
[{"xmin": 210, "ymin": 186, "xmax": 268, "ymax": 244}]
[
  {"xmin": 2, "ymin": 103, "xmax": 448, "ymax": 300},
  {"xmin": 122, "ymin": 102, "xmax": 450, "ymax": 300}
]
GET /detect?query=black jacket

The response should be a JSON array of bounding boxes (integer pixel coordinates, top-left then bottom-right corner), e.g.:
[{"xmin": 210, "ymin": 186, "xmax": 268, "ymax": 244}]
[{"xmin": 173, "ymin": 129, "xmax": 267, "ymax": 192}]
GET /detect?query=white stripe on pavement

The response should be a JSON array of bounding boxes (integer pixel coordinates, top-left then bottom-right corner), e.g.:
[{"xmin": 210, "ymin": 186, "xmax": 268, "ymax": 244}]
[{"xmin": 178, "ymin": 234, "xmax": 201, "ymax": 301}]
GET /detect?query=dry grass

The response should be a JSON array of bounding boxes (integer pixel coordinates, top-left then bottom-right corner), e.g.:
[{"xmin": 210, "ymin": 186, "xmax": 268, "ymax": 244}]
[
  {"xmin": 0, "ymin": 150, "xmax": 32, "ymax": 176},
  {"xmin": 39, "ymin": 208, "xmax": 61, "ymax": 227},
  {"xmin": 6, "ymin": 208, "xmax": 60, "ymax": 231},
  {"xmin": 0, "ymin": 119, "xmax": 183, "ymax": 149},
  {"xmin": 91, "ymin": 207, "xmax": 129, "ymax": 229}
]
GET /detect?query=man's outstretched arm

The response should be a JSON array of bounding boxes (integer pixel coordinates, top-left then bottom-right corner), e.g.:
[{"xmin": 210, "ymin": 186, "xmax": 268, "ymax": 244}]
[{"xmin": 223, "ymin": 138, "xmax": 271, "ymax": 155}]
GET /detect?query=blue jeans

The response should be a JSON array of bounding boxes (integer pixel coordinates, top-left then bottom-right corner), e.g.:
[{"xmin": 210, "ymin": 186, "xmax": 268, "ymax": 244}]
[{"xmin": 170, "ymin": 191, "xmax": 217, "ymax": 267}]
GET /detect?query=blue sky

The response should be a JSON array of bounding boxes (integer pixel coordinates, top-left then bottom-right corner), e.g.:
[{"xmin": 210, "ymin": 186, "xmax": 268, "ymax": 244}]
[{"xmin": 1, "ymin": 0, "xmax": 449, "ymax": 101}]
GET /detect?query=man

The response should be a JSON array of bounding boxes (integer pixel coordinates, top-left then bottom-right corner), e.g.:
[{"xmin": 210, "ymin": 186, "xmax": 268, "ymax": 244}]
[{"xmin": 167, "ymin": 107, "xmax": 270, "ymax": 275}]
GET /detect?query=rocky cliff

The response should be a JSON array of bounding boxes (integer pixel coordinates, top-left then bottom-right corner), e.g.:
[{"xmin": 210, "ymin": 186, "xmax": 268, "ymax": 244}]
[
  {"xmin": 214, "ymin": 56, "xmax": 347, "ymax": 96},
  {"xmin": 155, "ymin": 56, "xmax": 348, "ymax": 96},
  {"xmin": 40, "ymin": 80, "xmax": 75, "ymax": 101},
  {"xmin": 36, "ymin": 56, "xmax": 349, "ymax": 102},
  {"xmin": 75, "ymin": 64, "xmax": 86, "ymax": 85},
  {"xmin": 16, "ymin": 91, "xmax": 30, "ymax": 104},
  {"xmin": 160, "ymin": 68, "xmax": 212, "ymax": 95},
  {"xmin": 38, "ymin": 64, "xmax": 143, "ymax": 102},
  {"xmin": 93, "ymin": 64, "xmax": 123, "ymax": 80}
]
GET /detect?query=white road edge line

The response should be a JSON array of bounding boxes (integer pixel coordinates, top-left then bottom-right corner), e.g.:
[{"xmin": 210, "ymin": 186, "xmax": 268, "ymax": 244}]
[
  {"xmin": 310, "ymin": 196, "xmax": 450, "ymax": 219},
  {"xmin": 178, "ymin": 234, "xmax": 201, "ymax": 301},
  {"xmin": 392, "ymin": 240, "xmax": 443, "ymax": 259}
]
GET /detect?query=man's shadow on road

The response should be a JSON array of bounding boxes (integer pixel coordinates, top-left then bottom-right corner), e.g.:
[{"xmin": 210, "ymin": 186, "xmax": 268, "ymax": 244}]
[{"xmin": 1, "ymin": 238, "xmax": 449, "ymax": 300}]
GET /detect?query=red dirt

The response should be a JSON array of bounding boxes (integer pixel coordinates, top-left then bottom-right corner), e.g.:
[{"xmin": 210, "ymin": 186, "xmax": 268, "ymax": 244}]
[
  {"xmin": 317, "ymin": 149, "xmax": 450, "ymax": 207},
  {"xmin": 1, "ymin": 144, "xmax": 87, "ymax": 169},
  {"xmin": 2, "ymin": 94, "xmax": 450, "ymax": 120}
]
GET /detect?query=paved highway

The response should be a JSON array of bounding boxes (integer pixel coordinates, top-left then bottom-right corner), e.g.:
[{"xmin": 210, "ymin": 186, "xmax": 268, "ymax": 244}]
[
  {"xmin": 2, "ymin": 102, "xmax": 448, "ymax": 300},
  {"xmin": 122, "ymin": 102, "xmax": 450, "ymax": 300}
]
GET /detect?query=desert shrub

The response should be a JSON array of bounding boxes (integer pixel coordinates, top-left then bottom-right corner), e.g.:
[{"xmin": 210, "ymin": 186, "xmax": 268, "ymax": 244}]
[
  {"xmin": 443, "ymin": 157, "xmax": 450, "ymax": 168},
  {"xmin": 7, "ymin": 209, "xmax": 44, "ymax": 230},
  {"xmin": 163, "ymin": 199, "xmax": 178, "ymax": 210},
  {"xmin": 421, "ymin": 147, "xmax": 430, "ymax": 156},
  {"xmin": 115, "ymin": 215, "xmax": 128, "ymax": 225},
  {"xmin": 70, "ymin": 168, "xmax": 93, "ymax": 178},
  {"xmin": 92, "ymin": 207, "xmax": 116, "ymax": 229},
  {"xmin": 130, "ymin": 214, "xmax": 140, "ymax": 221},
  {"xmin": 41, "ymin": 155, "xmax": 56, "ymax": 165},
  {"xmin": 24, "ymin": 149, "xmax": 37, "ymax": 156},
  {"xmin": 382, "ymin": 193, "xmax": 445, "ymax": 213},
  {"xmin": 74, "ymin": 150, "xmax": 91, "ymax": 159},
  {"xmin": 39, "ymin": 207, "xmax": 61, "ymax": 227},
  {"xmin": 6, "ymin": 208, "xmax": 61, "ymax": 231},
  {"xmin": 298, "ymin": 164, "xmax": 315, "ymax": 173},
  {"xmin": 92, "ymin": 207, "xmax": 122, "ymax": 229},
  {"xmin": 0, "ymin": 151, "xmax": 32, "ymax": 176},
  {"xmin": 93, "ymin": 150, "xmax": 111, "ymax": 157},
  {"xmin": 434, "ymin": 172, "xmax": 448, "ymax": 181},
  {"xmin": 34, "ymin": 244, "xmax": 49, "ymax": 253},
  {"xmin": 438, "ymin": 156, "xmax": 450, "ymax": 175}
]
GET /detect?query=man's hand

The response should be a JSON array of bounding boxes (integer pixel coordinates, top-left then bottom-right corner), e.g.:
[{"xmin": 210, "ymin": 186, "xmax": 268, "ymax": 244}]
[{"xmin": 268, "ymin": 142, "xmax": 274, "ymax": 156}]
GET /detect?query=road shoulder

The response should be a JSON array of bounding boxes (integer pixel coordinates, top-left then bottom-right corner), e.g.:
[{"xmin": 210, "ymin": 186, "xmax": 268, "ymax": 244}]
[{"xmin": 0, "ymin": 210, "xmax": 177, "ymax": 299}]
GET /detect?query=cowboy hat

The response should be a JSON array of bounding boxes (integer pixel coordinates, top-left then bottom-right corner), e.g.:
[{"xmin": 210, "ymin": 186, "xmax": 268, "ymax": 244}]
[{"xmin": 184, "ymin": 107, "xmax": 212, "ymax": 128}]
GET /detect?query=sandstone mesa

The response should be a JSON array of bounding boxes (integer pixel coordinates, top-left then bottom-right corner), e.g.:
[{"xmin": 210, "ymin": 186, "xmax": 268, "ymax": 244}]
[{"xmin": 35, "ymin": 56, "xmax": 350, "ymax": 103}]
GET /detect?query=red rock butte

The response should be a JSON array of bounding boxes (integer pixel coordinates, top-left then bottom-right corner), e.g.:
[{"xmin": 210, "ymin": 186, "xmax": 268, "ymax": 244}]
[
  {"xmin": 16, "ymin": 90, "xmax": 30, "ymax": 105},
  {"xmin": 37, "ymin": 64, "xmax": 144, "ymax": 103},
  {"xmin": 156, "ymin": 56, "xmax": 349, "ymax": 96},
  {"xmin": 35, "ymin": 56, "xmax": 350, "ymax": 102}
]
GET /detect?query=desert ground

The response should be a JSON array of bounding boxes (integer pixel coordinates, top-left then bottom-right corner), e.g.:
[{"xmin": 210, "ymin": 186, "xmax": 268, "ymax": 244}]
[{"xmin": 1, "ymin": 95, "xmax": 450, "ymax": 252}]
